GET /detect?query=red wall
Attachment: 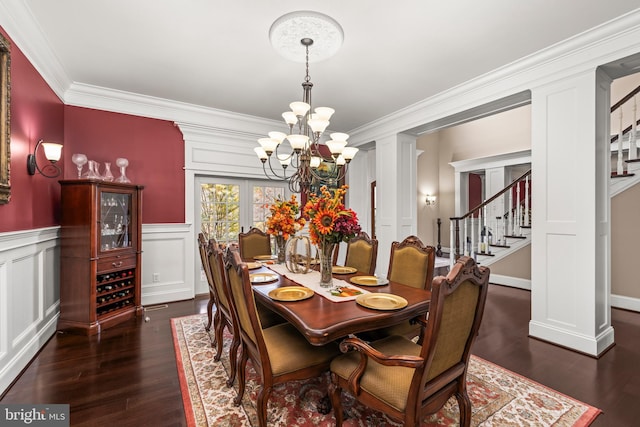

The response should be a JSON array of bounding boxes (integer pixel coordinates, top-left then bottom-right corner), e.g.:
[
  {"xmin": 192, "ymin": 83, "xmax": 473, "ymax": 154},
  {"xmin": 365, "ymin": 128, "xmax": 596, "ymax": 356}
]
[
  {"xmin": 0, "ymin": 27, "xmax": 64, "ymax": 232},
  {"xmin": 64, "ymin": 107, "xmax": 185, "ymax": 224},
  {"xmin": 0, "ymin": 25, "xmax": 185, "ymax": 232}
]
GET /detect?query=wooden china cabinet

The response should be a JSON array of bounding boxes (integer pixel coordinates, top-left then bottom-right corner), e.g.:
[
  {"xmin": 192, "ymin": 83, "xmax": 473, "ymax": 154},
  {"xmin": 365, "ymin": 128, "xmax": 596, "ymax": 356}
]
[{"xmin": 57, "ymin": 179, "xmax": 144, "ymax": 335}]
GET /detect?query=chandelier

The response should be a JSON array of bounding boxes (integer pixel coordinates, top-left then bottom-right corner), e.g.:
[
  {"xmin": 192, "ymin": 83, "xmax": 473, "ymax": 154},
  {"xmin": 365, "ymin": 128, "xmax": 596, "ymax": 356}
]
[{"xmin": 254, "ymin": 13, "xmax": 358, "ymax": 194}]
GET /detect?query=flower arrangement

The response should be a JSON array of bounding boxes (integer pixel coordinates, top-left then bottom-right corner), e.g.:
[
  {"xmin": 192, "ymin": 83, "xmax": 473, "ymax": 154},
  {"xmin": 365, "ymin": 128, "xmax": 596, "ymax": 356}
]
[
  {"xmin": 265, "ymin": 195, "xmax": 306, "ymax": 240},
  {"xmin": 303, "ymin": 185, "xmax": 361, "ymax": 245}
]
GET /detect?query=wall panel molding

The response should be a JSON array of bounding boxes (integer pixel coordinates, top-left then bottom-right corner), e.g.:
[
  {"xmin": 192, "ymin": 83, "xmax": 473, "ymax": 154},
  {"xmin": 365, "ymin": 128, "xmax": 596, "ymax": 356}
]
[{"xmin": 0, "ymin": 227, "xmax": 60, "ymax": 395}]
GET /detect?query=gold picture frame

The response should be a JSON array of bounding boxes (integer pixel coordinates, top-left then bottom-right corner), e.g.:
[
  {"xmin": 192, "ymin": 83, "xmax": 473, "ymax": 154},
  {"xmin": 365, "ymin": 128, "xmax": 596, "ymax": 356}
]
[{"xmin": 0, "ymin": 32, "xmax": 10, "ymax": 204}]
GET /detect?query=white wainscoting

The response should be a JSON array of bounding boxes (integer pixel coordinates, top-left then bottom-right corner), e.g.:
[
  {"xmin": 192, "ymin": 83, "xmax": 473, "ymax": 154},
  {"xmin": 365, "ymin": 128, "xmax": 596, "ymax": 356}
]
[
  {"xmin": 0, "ymin": 223, "xmax": 193, "ymax": 395},
  {"xmin": 0, "ymin": 227, "xmax": 60, "ymax": 395},
  {"xmin": 141, "ymin": 223, "xmax": 193, "ymax": 306}
]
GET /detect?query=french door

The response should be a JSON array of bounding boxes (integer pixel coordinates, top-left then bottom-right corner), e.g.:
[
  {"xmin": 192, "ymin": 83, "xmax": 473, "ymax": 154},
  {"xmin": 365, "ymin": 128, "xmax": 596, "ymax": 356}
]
[{"xmin": 195, "ymin": 176, "xmax": 288, "ymax": 294}]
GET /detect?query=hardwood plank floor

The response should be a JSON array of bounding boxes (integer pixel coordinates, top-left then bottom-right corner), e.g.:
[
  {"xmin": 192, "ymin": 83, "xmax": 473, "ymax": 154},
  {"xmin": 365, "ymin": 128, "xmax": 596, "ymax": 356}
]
[{"xmin": 2, "ymin": 285, "xmax": 639, "ymax": 426}]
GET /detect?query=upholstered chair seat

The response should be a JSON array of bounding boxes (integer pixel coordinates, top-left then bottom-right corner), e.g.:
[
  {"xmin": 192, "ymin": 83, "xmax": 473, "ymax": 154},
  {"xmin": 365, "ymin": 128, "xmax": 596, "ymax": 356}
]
[
  {"xmin": 330, "ymin": 335, "xmax": 420, "ymax": 412},
  {"xmin": 263, "ymin": 323, "xmax": 339, "ymax": 375}
]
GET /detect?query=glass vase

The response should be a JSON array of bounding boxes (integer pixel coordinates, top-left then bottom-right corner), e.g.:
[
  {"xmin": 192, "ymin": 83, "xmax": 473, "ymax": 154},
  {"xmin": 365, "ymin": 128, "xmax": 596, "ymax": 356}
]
[
  {"xmin": 318, "ymin": 241, "xmax": 335, "ymax": 287},
  {"xmin": 276, "ymin": 236, "xmax": 286, "ymax": 264}
]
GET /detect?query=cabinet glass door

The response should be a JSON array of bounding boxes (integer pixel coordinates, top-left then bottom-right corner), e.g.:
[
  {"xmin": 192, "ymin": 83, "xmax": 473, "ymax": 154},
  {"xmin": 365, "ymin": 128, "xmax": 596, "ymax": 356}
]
[{"xmin": 100, "ymin": 191, "xmax": 133, "ymax": 252}]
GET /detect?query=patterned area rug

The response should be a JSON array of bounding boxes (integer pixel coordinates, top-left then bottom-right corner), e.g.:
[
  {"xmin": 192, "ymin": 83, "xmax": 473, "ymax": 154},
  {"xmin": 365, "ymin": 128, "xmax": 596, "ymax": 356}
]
[{"xmin": 172, "ymin": 314, "xmax": 601, "ymax": 426}]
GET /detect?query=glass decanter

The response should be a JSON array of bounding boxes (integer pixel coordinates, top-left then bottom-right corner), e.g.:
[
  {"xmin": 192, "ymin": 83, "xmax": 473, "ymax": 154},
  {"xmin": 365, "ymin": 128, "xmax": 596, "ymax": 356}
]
[
  {"xmin": 102, "ymin": 162, "xmax": 114, "ymax": 182},
  {"xmin": 83, "ymin": 160, "xmax": 101, "ymax": 179},
  {"xmin": 115, "ymin": 158, "xmax": 131, "ymax": 183}
]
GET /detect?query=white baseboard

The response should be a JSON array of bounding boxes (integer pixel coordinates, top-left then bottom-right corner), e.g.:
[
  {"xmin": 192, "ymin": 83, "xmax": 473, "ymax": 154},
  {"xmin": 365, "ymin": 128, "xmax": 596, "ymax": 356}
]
[
  {"xmin": 489, "ymin": 274, "xmax": 531, "ymax": 290},
  {"xmin": 611, "ymin": 294, "xmax": 640, "ymax": 313}
]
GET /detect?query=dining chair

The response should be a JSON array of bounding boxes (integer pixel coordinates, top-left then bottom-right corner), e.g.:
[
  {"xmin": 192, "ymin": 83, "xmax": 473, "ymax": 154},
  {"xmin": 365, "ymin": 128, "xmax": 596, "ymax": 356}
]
[
  {"xmin": 387, "ymin": 235, "xmax": 436, "ymax": 290},
  {"xmin": 343, "ymin": 231, "xmax": 378, "ymax": 274},
  {"xmin": 370, "ymin": 235, "xmax": 436, "ymax": 340},
  {"xmin": 238, "ymin": 227, "xmax": 272, "ymax": 261},
  {"xmin": 207, "ymin": 238, "xmax": 240, "ymax": 387},
  {"xmin": 329, "ymin": 256, "xmax": 490, "ymax": 427},
  {"xmin": 197, "ymin": 233, "xmax": 217, "ymax": 333},
  {"xmin": 223, "ymin": 247, "xmax": 340, "ymax": 427}
]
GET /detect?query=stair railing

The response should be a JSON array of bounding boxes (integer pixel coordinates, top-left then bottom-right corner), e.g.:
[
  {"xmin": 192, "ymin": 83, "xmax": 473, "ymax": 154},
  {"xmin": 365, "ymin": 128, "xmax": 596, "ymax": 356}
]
[
  {"xmin": 449, "ymin": 169, "xmax": 531, "ymax": 265},
  {"xmin": 611, "ymin": 84, "xmax": 640, "ymax": 176}
]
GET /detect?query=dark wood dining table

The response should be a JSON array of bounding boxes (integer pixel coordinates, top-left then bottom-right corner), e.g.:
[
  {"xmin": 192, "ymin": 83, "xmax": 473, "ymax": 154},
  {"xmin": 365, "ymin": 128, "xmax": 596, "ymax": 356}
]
[{"xmin": 251, "ymin": 265, "xmax": 431, "ymax": 346}]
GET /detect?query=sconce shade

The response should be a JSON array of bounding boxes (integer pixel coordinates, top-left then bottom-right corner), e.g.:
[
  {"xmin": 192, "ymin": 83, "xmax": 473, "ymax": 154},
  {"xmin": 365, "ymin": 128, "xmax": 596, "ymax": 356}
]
[
  {"xmin": 425, "ymin": 195, "xmax": 437, "ymax": 205},
  {"xmin": 27, "ymin": 139, "xmax": 63, "ymax": 178},
  {"xmin": 42, "ymin": 143, "xmax": 63, "ymax": 162}
]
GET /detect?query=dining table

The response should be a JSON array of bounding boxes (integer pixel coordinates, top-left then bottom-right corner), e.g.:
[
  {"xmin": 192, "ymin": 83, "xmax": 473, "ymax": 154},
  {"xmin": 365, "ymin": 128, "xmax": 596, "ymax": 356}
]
[{"xmin": 249, "ymin": 261, "xmax": 431, "ymax": 346}]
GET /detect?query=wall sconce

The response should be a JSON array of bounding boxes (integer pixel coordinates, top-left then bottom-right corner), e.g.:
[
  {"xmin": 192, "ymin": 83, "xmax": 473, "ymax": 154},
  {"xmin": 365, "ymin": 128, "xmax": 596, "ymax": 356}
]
[
  {"xmin": 425, "ymin": 195, "xmax": 437, "ymax": 206},
  {"xmin": 27, "ymin": 139, "xmax": 63, "ymax": 178}
]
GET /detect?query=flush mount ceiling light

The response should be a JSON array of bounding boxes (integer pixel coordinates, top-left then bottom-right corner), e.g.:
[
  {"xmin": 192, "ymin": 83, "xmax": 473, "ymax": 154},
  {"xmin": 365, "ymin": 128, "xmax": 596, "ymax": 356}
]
[{"xmin": 256, "ymin": 11, "xmax": 356, "ymax": 194}]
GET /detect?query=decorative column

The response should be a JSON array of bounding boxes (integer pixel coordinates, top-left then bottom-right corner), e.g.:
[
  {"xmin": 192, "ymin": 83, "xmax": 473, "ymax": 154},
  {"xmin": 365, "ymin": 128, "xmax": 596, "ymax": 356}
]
[
  {"xmin": 529, "ymin": 69, "xmax": 614, "ymax": 356},
  {"xmin": 374, "ymin": 133, "xmax": 417, "ymax": 275}
]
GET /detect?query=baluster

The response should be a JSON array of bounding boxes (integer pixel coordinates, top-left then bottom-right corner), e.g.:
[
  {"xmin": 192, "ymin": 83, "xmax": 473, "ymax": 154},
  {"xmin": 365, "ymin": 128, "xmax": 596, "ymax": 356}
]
[
  {"xmin": 508, "ymin": 188, "xmax": 514, "ymax": 236},
  {"xmin": 463, "ymin": 217, "xmax": 469, "ymax": 256},
  {"xmin": 516, "ymin": 182, "xmax": 521, "ymax": 235},
  {"xmin": 617, "ymin": 109, "xmax": 625, "ymax": 175},
  {"xmin": 524, "ymin": 175, "xmax": 530, "ymax": 227},
  {"xmin": 631, "ymin": 97, "xmax": 638, "ymax": 161},
  {"xmin": 470, "ymin": 211, "xmax": 476, "ymax": 259},
  {"xmin": 449, "ymin": 220, "xmax": 455, "ymax": 265}
]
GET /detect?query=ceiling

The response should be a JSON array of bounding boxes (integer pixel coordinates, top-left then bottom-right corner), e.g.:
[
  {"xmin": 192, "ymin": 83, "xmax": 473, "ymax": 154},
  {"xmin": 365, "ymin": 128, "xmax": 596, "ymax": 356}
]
[{"xmin": 12, "ymin": 1, "xmax": 640, "ymax": 132}]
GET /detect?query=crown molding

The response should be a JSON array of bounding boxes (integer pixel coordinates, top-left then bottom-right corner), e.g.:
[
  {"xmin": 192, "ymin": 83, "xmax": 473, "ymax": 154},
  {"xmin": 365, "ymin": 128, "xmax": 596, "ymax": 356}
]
[
  {"xmin": 347, "ymin": 8, "xmax": 640, "ymax": 146},
  {"xmin": 65, "ymin": 82, "xmax": 283, "ymax": 135},
  {"xmin": 0, "ymin": 0, "xmax": 70, "ymax": 101}
]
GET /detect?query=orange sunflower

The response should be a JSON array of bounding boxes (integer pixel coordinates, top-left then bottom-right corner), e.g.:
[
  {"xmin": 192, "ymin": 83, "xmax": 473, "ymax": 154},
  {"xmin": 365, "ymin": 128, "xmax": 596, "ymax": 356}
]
[{"xmin": 313, "ymin": 209, "xmax": 338, "ymax": 234}]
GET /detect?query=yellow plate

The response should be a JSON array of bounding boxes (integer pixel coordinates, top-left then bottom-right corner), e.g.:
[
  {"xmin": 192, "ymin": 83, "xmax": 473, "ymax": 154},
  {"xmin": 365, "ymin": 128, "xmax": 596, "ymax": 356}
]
[
  {"xmin": 249, "ymin": 273, "xmax": 279, "ymax": 283},
  {"xmin": 254, "ymin": 255, "xmax": 276, "ymax": 260},
  {"xmin": 246, "ymin": 262, "xmax": 262, "ymax": 270},
  {"xmin": 350, "ymin": 276, "xmax": 389, "ymax": 286},
  {"xmin": 356, "ymin": 293, "xmax": 408, "ymax": 310},
  {"xmin": 268, "ymin": 286, "xmax": 314, "ymax": 302},
  {"xmin": 332, "ymin": 266, "xmax": 358, "ymax": 274}
]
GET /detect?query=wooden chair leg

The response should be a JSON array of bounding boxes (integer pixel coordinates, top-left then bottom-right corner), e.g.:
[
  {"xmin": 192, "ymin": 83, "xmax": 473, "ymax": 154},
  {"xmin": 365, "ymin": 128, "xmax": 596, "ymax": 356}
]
[
  {"xmin": 209, "ymin": 310, "xmax": 220, "ymax": 349},
  {"xmin": 213, "ymin": 318, "xmax": 225, "ymax": 361},
  {"xmin": 256, "ymin": 385, "xmax": 273, "ymax": 427},
  {"xmin": 205, "ymin": 295, "xmax": 215, "ymax": 331},
  {"xmin": 234, "ymin": 346, "xmax": 249, "ymax": 406},
  {"xmin": 455, "ymin": 390, "xmax": 472, "ymax": 427},
  {"xmin": 329, "ymin": 374, "xmax": 344, "ymax": 427},
  {"xmin": 226, "ymin": 333, "xmax": 241, "ymax": 387}
]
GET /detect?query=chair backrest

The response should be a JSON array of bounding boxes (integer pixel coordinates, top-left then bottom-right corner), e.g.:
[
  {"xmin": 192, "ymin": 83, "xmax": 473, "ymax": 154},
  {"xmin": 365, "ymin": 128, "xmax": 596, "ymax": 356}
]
[
  {"xmin": 207, "ymin": 237, "xmax": 231, "ymax": 313},
  {"xmin": 197, "ymin": 233, "xmax": 215, "ymax": 295},
  {"xmin": 344, "ymin": 231, "xmax": 378, "ymax": 275},
  {"xmin": 418, "ymin": 256, "xmax": 489, "ymax": 386},
  {"xmin": 238, "ymin": 227, "xmax": 272, "ymax": 261},
  {"xmin": 224, "ymin": 246, "xmax": 265, "ymax": 353},
  {"xmin": 387, "ymin": 235, "xmax": 435, "ymax": 290}
]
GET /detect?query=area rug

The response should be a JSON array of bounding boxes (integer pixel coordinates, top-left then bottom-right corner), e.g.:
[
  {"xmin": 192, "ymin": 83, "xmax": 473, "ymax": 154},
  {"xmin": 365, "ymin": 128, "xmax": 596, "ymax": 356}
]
[{"xmin": 171, "ymin": 314, "xmax": 601, "ymax": 426}]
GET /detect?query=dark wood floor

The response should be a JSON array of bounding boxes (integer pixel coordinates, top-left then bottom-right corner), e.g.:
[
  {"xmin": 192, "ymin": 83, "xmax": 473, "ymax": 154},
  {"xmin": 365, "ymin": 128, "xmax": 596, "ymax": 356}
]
[{"xmin": 2, "ymin": 285, "xmax": 639, "ymax": 426}]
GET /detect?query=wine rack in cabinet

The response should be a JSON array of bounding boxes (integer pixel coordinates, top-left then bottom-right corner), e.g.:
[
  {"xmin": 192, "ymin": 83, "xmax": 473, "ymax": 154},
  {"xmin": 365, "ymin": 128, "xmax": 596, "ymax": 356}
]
[{"xmin": 57, "ymin": 179, "xmax": 144, "ymax": 335}]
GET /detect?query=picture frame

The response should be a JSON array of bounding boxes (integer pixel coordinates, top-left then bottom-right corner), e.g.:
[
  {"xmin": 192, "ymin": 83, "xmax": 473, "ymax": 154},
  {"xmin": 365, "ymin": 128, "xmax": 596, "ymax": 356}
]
[
  {"xmin": 0, "ymin": 32, "xmax": 10, "ymax": 205},
  {"xmin": 309, "ymin": 159, "xmax": 344, "ymax": 195}
]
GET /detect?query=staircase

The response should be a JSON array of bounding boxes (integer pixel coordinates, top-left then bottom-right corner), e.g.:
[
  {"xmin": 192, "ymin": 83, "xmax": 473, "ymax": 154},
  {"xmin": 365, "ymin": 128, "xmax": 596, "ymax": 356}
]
[
  {"xmin": 451, "ymin": 86, "xmax": 640, "ymax": 268},
  {"xmin": 449, "ymin": 170, "xmax": 531, "ymax": 268}
]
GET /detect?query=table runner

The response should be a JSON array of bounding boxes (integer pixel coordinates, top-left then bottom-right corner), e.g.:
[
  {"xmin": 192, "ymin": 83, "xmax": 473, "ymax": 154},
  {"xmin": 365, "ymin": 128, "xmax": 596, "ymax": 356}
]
[{"xmin": 266, "ymin": 264, "xmax": 369, "ymax": 303}]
